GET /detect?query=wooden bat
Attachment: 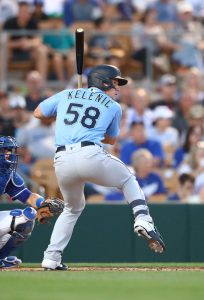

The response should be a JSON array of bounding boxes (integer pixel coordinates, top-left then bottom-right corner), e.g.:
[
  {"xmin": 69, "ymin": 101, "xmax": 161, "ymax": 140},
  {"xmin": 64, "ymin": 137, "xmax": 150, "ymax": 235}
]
[{"xmin": 75, "ymin": 28, "xmax": 84, "ymax": 88}]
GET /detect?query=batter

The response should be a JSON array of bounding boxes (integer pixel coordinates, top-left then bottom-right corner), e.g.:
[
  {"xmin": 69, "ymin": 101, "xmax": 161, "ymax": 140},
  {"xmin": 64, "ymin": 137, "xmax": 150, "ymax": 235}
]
[{"xmin": 34, "ymin": 64, "xmax": 165, "ymax": 270}]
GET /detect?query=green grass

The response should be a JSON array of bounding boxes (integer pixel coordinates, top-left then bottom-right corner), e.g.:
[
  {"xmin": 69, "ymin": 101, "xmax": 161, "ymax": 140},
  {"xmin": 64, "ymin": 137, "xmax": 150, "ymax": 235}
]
[{"xmin": 1, "ymin": 263, "xmax": 204, "ymax": 300}]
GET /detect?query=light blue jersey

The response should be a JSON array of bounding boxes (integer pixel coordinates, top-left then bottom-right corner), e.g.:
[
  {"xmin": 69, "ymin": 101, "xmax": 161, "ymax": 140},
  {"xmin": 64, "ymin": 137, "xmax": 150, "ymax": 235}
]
[{"xmin": 39, "ymin": 87, "xmax": 122, "ymax": 146}]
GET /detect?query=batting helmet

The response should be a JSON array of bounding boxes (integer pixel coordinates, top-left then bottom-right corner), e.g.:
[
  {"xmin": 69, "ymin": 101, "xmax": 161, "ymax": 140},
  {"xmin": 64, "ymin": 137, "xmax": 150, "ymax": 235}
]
[
  {"xmin": 0, "ymin": 136, "xmax": 19, "ymax": 172},
  {"xmin": 87, "ymin": 64, "xmax": 128, "ymax": 91}
]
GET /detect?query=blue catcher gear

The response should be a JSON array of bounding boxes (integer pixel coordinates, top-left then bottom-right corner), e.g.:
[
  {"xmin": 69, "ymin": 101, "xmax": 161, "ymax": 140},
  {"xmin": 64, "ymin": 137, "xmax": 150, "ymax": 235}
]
[
  {"xmin": 0, "ymin": 207, "xmax": 36, "ymax": 258},
  {"xmin": 87, "ymin": 64, "xmax": 128, "ymax": 91},
  {"xmin": 0, "ymin": 136, "xmax": 19, "ymax": 195},
  {"xmin": 0, "ymin": 256, "xmax": 22, "ymax": 269}
]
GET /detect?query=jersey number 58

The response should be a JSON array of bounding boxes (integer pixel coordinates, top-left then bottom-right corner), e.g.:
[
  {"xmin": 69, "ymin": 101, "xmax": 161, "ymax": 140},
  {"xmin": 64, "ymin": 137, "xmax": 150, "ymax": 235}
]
[{"xmin": 64, "ymin": 103, "xmax": 100, "ymax": 129}]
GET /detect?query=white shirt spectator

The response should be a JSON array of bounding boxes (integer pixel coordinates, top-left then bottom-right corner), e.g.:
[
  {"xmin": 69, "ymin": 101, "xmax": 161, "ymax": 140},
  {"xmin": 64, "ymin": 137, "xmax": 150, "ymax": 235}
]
[
  {"xmin": 16, "ymin": 118, "xmax": 56, "ymax": 159},
  {"xmin": 147, "ymin": 125, "xmax": 179, "ymax": 148},
  {"xmin": 0, "ymin": 0, "xmax": 18, "ymax": 24},
  {"xmin": 43, "ymin": 0, "xmax": 64, "ymax": 16},
  {"xmin": 127, "ymin": 107, "xmax": 154, "ymax": 131},
  {"xmin": 147, "ymin": 105, "xmax": 179, "ymax": 148},
  {"xmin": 185, "ymin": 0, "xmax": 204, "ymax": 18}
]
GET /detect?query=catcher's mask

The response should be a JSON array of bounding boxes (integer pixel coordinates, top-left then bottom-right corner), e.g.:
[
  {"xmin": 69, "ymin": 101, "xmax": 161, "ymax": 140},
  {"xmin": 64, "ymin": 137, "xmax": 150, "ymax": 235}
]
[
  {"xmin": 87, "ymin": 64, "xmax": 128, "ymax": 91},
  {"xmin": 0, "ymin": 135, "xmax": 19, "ymax": 172}
]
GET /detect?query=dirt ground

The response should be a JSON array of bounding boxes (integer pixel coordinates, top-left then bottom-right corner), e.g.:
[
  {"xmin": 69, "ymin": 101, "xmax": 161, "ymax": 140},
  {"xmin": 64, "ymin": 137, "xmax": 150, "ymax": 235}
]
[{"xmin": 2, "ymin": 266, "xmax": 204, "ymax": 272}]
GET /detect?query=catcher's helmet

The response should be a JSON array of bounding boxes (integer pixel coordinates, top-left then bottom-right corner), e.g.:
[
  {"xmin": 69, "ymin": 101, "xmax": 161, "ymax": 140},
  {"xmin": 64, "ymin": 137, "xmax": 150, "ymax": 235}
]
[
  {"xmin": 0, "ymin": 136, "xmax": 19, "ymax": 172},
  {"xmin": 87, "ymin": 64, "xmax": 128, "ymax": 91}
]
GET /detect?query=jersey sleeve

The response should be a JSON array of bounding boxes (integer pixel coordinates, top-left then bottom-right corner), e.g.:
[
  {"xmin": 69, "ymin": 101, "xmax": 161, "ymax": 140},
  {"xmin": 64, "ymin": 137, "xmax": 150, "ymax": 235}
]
[
  {"xmin": 5, "ymin": 173, "xmax": 32, "ymax": 204},
  {"xmin": 106, "ymin": 106, "xmax": 122, "ymax": 137},
  {"xmin": 39, "ymin": 90, "xmax": 65, "ymax": 117}
]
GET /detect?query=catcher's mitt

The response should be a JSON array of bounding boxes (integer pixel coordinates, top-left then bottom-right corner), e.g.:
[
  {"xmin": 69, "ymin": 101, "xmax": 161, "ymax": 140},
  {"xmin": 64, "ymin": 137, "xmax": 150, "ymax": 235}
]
[{"xmin": 37, "ymin": 198, "xmax": 64, "ymax": 224}]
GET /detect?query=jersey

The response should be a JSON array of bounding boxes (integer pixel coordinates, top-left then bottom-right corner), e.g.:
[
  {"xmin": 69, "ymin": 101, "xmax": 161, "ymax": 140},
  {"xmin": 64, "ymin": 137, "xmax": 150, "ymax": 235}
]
[{"xmin": 39, "ymin": 87, "xmax": 122, "ymax": 146}]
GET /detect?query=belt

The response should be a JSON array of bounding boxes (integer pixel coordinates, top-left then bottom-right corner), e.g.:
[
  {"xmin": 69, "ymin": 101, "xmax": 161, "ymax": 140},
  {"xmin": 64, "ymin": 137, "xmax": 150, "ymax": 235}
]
[{"xmin": 56, "ymin": 141, "xmax": 95, "ymax": 153}]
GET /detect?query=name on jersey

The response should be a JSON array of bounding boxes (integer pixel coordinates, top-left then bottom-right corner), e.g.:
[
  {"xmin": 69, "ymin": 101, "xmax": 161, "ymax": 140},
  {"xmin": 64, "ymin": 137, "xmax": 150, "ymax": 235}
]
[{"xmin": 67, "ymin": 90, "xmax": 114, "ymax": 108}]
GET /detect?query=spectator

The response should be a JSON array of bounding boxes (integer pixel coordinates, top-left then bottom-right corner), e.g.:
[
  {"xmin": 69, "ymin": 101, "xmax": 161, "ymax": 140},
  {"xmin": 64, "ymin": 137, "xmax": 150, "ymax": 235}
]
[
  {"xmin": 181, "ymin": 67, "xmax": 204, "ymax": 104},
  {"xmin": 88, "ymin": 16, "xmax": 113, "ymax": 51},
  {"xmin": 16, "ymin": 118, "xmax": 56, "ymax": 175},
  {"xmin": 63, "ymin": 0, "xmax": 103, "ymax": 26},
  {"xmin": 188, "ymin": 104, "xmax": 204, "ymax": 128},
  {"xmin": 105, "ymin": 148, "xmax": 167, "ymax": 202},
  {"xmin": 43, "ymin": 0, "xmax": 64, "ymax": 17},
  {"xmin": 119, "ymin": 121, "xmax": 165, "ymax": 166},
  {"xmin": 131, "ymin": 7, "xmax": 173, "ymax": 76},
  {"xmin": 0, "ymin": 90, "xmax": 15, "ymax": 136},
  {"xmin": 111, "ymin": 0, "xmax": 137, "ymax": 21},
  {"xmin": 117, "ymin": 76, "xmax": 134, "ymax": 107},
  {"xmin": 85, "ymin": 14, "xmax": 126, "ymax": 73},
  {"xmin": 178, "ymin": 141, "xmax": 204, "ymax": 202},
  {"xmin": 0, "ymin": 0, "xmax": 18, "ymax": 26},
  {"xmin": 185, "ymin": 0, "xmax": 204, "ymax": 21},
  {"xmin": 172, "ymin": 88, "xmax": 197, "ymax": 138},
  {"xmin": 167, "ymin": 173, "xmax": 196, "ymax": 202},
  {"xmin": 3, "ymin": 1, "xmax": 48, "ymax": 80},
  {"xmin": 24, "ymin": 70, "xmax": 47, "ymax": 112},
  {"xmin": 86, "ymin": 47, "xmax": 125, "ymax": 75},
  {"xmin": 131, "ymin": 149, "xmax": 167, "ymax": 201},
  {"xmin": 127, "ymin": 87, "xmax": 154, "ymax": 131},
  {"xmin": 133, "ymin": 0, "xmax": 157, "ymax": 13},
  {"xmin": 149, "ymin": 73, "xmax": 178, "ymax": 110},
  {"xmin": 169, "ymin": 2, "xmax": 204, "ymax": 72},
  {"xmin": 42, "ymin": 15, "xmax": 76, "ymax": 81},
  {"xmin": 173, "ymin": 124, "xmax": 204, "ymax": 168},
  {"xmin": 31, "ymin": 0, "xmax": 49, "ymax": 23},
  {"xmin": 151, "ymin": 0, "xmax": 178, "ymax": 29},
  {"xmin": 148, "ymin": 105, "xmax": 179, "ymax": 148},
  {"xmin": 8, "ymin": 94, "xmax": 31, "ymax": 134}
]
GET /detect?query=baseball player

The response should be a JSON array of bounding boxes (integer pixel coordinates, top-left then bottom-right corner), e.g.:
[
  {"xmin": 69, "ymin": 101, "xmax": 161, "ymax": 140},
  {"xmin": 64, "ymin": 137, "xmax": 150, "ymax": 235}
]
[
  {"xmin": 0, "ymin": 135, "xmax": 46, "ymax": 269},
  {"xmin": 34, "ymin": 64, "xmax": 166, "ymax": 271}
]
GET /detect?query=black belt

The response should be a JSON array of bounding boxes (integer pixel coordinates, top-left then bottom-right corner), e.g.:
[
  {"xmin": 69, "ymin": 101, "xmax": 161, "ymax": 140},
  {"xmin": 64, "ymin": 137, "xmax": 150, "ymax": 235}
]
[{"xmin": 56, "ymin": 141, "xmax": 95, "ymax": 153}]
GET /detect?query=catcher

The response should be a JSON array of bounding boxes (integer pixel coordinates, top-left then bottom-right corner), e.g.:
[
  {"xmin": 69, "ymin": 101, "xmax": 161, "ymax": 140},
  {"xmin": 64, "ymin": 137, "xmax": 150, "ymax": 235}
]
[{"xmin": 0, "ymin": 135, "xmax": 64, "ymax": 269}]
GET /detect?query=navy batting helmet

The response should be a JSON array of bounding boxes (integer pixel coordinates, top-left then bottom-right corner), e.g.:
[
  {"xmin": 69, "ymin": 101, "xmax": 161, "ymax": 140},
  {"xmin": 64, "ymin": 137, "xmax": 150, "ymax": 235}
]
[
  {"xmin": 87, "ymin": 64, "xmax": 128, "ymax": 91},
  {"xmin": 0, "ymin": 136, "xmax": 19, "ymax": 172}
]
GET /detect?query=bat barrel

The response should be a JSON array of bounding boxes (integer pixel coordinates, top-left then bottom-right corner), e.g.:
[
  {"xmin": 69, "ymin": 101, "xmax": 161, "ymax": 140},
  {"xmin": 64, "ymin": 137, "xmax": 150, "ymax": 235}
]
[{"xmin": 75, "ymin": 28, "xmax": 84, "ymax": 77}]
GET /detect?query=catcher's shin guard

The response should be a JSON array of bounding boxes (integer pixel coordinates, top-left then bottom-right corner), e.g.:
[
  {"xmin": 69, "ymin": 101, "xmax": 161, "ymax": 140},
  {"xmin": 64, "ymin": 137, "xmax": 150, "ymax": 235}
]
[
  {"xmin": 0, "ymin": 216, "xmax": 35, "ymax": 258},
  {"xmin": 134, "ymin": 219, "xmax": 166, "ymax": 253}
]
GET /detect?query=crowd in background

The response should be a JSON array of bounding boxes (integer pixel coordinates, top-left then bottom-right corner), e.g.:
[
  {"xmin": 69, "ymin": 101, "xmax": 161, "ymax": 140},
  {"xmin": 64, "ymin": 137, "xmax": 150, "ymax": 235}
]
[{"xmin": 1, "ymin": 0, "xmax": 204, "ymax": 204}]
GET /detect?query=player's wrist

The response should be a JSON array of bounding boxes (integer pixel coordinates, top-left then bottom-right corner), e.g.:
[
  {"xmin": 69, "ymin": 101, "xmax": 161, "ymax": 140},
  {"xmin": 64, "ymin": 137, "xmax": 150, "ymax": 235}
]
[{"xmin": 36, "ymin": 197, "xmax": 44, "ymax": 208}]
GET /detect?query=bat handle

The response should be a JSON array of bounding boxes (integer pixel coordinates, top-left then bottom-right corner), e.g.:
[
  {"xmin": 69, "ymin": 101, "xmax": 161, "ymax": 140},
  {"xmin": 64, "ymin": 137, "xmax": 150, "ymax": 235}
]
[{"xmin": 78, "ymin": 74, "xmax": 82, "ymax": 89}]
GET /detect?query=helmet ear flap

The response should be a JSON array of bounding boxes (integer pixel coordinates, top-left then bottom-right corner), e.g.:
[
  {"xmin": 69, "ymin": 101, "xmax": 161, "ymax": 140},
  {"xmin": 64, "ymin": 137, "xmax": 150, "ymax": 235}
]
[
  {"xmin": 87, "ymin": 64, "xmax": 127, "ymax": 91},
  {"xmin": 88, "ymin": 72, "xmax": 113, "ymax": 91},
  {"xmin": 96, "ymin": 75, "xmax": 114, "ymax": 91}
]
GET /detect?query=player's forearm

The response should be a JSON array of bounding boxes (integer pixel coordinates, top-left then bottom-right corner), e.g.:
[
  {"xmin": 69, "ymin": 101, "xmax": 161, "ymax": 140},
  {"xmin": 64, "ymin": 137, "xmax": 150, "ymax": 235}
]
[
  {"xmin": 101, "ymin": 134, "xmax": 117, "ymax": 145},
  {"xmin": 26, "ymin": 193, "xmax": 44, "ymax": 209},
  {"xmin": 33, "ymin": 106, "xmax": 46, "ymax": 119},
  {"xmin": 33, "ymin": 106, "xmax": 56, "ymax": 121}
]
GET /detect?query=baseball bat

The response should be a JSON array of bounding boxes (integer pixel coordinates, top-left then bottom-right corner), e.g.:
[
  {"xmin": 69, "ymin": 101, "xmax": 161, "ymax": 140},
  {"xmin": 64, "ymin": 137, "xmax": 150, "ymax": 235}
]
[{"xmin": 75, "ymin": 28, "xmax": 84, "ymax": 88}]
